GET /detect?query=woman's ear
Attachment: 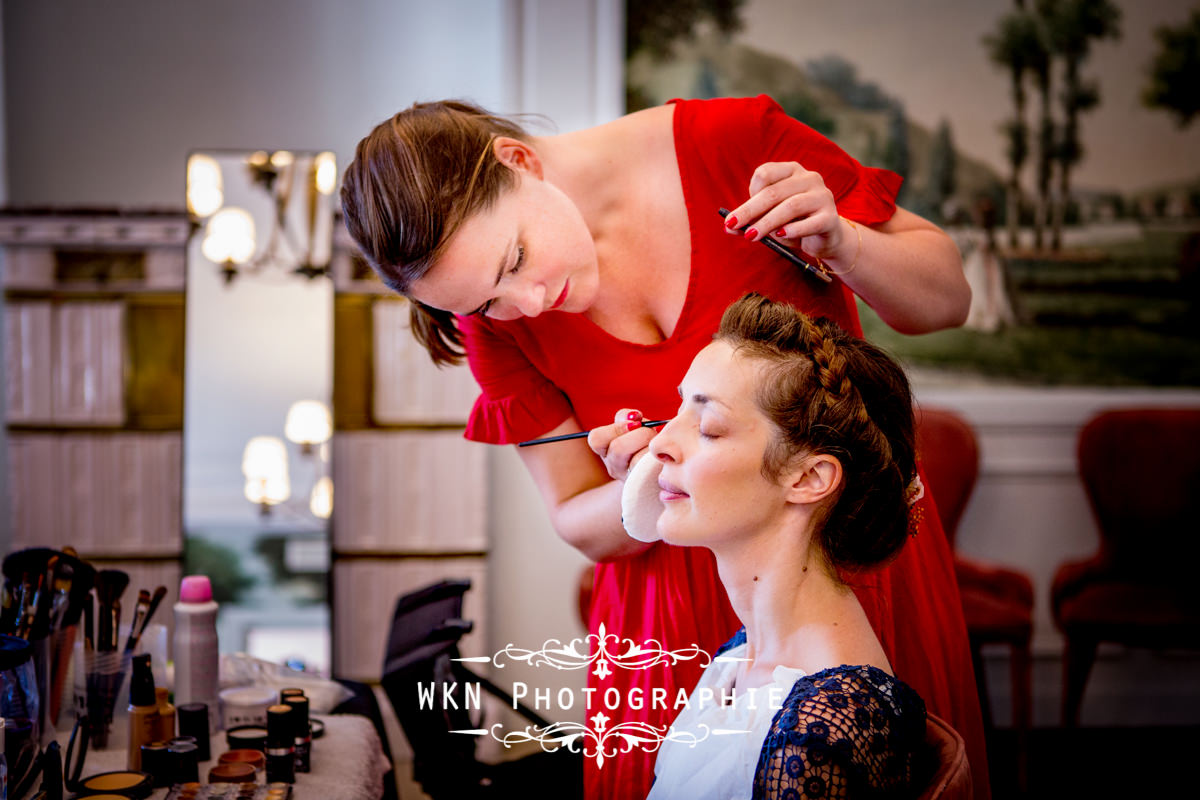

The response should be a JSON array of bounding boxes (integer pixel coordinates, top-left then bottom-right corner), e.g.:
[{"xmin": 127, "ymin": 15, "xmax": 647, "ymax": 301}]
[
  {"xmin": 492, "ymin": 137, "xmax": 543, "ymax": 178},
  {"xmin": 784, "ymin": 454, "xmax": 842, "ymax": 506}
]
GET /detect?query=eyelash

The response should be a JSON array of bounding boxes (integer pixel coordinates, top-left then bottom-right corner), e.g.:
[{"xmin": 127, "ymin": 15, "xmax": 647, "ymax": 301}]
[
  {"xmin": 473, "ymin": 245, "xmax": 525, "ymax": 317},
  {"xmin": 699, "ymin": 429, "xmax": 718, "ymax": 440}
]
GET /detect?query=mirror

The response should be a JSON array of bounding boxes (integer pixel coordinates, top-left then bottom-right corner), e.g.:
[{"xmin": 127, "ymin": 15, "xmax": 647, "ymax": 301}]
[{"xmin": 182, "ymin": 149, "xmax": 335, "ymax": 673}]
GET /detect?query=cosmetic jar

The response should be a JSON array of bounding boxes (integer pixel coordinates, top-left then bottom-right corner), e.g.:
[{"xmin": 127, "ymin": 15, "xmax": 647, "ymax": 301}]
[
  {"xmin": 225, "ymin": 724, "xmax": 269, "ymax": 752},
  {"xmin": 219, "ymin": 686, "xmax": 277, "ymax": 729},
  {"xmin": 74, "ymin": 769, "xmax": 154, "ymax": 798},
  {"xmin": 208, "ymin": 762, "xmax": 257, "ymax": 783}
]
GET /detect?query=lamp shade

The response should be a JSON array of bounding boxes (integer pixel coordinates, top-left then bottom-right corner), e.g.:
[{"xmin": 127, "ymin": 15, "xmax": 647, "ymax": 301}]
[
  {"xmin": 187, "ymin": 154, "xmax": 224, "ymax": 217},
  {"xmin": 202, "ymin": 207, "xmax": 257, "ymax": 265},
  {"xmin": 242, "ymin": 436, "xmax": 290, "ymax": 506},
  {"xmin": 310, "ymin": 476, "xmax": 333, "ymax": 519},
  {"xmin": 314, "ymin": 152, "xmax": 337, "ymax": 195},
  {"xmin": 284, "ymin": 400, "xmax": 332, "ymax": 447}
]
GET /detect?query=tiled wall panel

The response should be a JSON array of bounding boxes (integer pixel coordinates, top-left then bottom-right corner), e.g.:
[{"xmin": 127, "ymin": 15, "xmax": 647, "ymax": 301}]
[
  {"xmin": 53, "ymin": 302, "xmax": 126, "ymax": 425},
  {"xmin": 372, "ymin": 300, "xmax": 478, "ymax": 423},
  {"xmin": 9, "ymin": 432, "xmax": 182, "ymax": 554},
  {"xmin": 332, "ymin": 431, "xmax": 486, "ymax": 553},
  {"xmin": 4, "ymin": 302, "xmax": 54, "ymax": 423}
]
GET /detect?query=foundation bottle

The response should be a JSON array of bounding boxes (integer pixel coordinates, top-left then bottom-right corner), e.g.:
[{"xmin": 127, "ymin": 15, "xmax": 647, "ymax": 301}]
[
  {"xmin": 155, "ymin": 687, "xmax": 176, "ymax": 741},
  {"xmin": 127, "ymin": 654, "xmax": 161, "ymax": 771}
]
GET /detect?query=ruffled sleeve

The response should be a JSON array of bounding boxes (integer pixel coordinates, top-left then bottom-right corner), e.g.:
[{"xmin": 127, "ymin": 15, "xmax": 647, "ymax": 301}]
[
  {"xmin": 459, "ymin": 312, "xmax": 574, "ymax": 445},
  {"xmin": 753, "ymin": 94, "xmax": 901, "ymax": 227}
]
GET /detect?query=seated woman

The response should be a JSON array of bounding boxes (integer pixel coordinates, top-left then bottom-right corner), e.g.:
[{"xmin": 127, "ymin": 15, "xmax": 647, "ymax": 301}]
[{"xmin": 590, "ymin": 293, "xmax": 928, "ymax": 799}]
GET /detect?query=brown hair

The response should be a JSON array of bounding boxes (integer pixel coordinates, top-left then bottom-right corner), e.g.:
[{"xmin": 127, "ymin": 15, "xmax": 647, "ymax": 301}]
[
  {"xmin": 717, "ymin": 293, "xmax": 917, "ymax": 572},
  {"xmin": 340, "ymin": 100, "xmax": 531, "ymax": 365}
]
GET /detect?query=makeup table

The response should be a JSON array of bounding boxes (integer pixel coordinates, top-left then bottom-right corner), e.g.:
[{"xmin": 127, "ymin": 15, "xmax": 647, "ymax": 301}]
[{"xmin": 56, "ymin": 714, "xmax": 390, "ymax": 800}]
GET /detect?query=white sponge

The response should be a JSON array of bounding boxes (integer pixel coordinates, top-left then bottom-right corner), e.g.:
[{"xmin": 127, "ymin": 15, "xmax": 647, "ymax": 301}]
[{"xmin": 621, "ymin": 455, "xmax": 666, "ymax": 543}]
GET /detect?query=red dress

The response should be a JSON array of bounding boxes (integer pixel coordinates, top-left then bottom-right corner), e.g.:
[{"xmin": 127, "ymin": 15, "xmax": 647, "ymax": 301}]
[{"xmin": 461, "ymin": 96, "xmax": 988, "ymax": 799}]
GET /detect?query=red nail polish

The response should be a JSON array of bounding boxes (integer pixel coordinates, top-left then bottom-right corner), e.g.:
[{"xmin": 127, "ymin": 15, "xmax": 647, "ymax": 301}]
[
  {"xmin": 626, "ymin": 411, "xmax": 641, "ymax": 421},
  {"xmin": 744, "ymin": 228, "xmax": 758, "ymax": 240},
  {"xmin": 725, "ymin": 215, "xmax": 738, "ymax": 229},
  {"xmin": 627, "ymin": 421, "xmax": 641, "ymax": 431},
  {"xmin": 775, "ymin": 229, "xmax": 788, "ymax": 238}
]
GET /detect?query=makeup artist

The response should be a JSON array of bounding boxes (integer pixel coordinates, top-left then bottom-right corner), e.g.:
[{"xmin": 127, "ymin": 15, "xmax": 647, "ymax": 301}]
[{"xmin": 340, "ymin": 95, "xmax": 987, "ymax": 799}]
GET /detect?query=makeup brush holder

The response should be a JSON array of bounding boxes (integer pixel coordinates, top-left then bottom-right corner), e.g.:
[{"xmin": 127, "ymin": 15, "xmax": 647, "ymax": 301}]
[{"xmin": 72, "ymin": 623, "xmax": 168, "ymax": 750}]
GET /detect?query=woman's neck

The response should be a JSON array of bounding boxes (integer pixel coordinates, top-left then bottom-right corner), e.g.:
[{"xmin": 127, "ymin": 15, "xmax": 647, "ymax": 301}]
[{"xmin": 709, "ymin": 522, "xmax": 881, "ymax": 685}]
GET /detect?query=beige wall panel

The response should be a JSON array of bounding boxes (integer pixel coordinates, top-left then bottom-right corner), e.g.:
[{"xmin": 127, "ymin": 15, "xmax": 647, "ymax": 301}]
[
  {"xmin": 372, "ymin": 300, "xmax": 477, "ymax": 424},
  {"xmin": 53, "ymin": 302, "xmax": 126, "ymax": 425},
  {"xmin": 8, "ymin": 434, "xmax": 59, "ymax": 546},
  {"xmin": 2, "ymin": 247, "xmax": 55, "ymax": 289},
  {"xmin": 5, "ymin": 301, "xmax": 54, "ymax": 423},
  {"xmin": 332, "ymin": 431, "xmax": 486, "ymax": 553},
  {"xmin": 332, "ymin": 557, "xmax": 488, "ymax": 682}
]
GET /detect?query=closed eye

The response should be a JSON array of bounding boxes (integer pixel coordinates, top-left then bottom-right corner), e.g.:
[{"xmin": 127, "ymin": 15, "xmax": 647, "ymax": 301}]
[{"xmin": 470, "ymin": 245, "xmax": 525, "ymax": 317}]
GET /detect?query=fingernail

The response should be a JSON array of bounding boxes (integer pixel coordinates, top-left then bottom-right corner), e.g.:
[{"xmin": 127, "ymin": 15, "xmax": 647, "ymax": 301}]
[
  {"xmin": 627, "ymin": 421, "xmax": 641, "ymax": 431},
  {"xmin": 775, "ymin": 229, "xmax": 787, "ymax": 238},
  {"xmin": 724, "ymin": 215, "xmax": 738, "ymax": 229},
  {"xmin": 626, "ymin": 411, "xmax": 642, "ymax": 421},
  {"xmin": 744, "ymin": 227, "xmax": 758, "ymax": 240}
]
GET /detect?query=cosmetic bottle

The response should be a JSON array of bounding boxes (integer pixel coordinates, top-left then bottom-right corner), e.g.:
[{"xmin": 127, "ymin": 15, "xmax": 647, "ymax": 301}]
[
  {"xmin": 177, "ymin": 702, "xmax": 211, "ymax": 761},
  {"xmin": 282, "ymin": 695, "xmax": 310, "ymax": 772},
  {"xmin": 264, "ymin": 704, "xmax": 295, "ymax": 784},
  {"xmin": 127, "ymin": 653, "xmax": 161, "ymax": 771},
  {"xmin": 172, "ymin": 575, "xmax": 220, "ymax": 731},
  {"xmin": 155, "ymin": 687, "xmax": 176, "ymax": 741}
]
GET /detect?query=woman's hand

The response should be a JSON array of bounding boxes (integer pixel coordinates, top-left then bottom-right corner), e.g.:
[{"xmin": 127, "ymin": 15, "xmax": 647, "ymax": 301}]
[
  {"xmin": 723, "ymin": 161, "xmax": 849, "ymax": 262},
  {"xmin": 587, "ymin": 408, "xmax": 658, "ymax": 482}
]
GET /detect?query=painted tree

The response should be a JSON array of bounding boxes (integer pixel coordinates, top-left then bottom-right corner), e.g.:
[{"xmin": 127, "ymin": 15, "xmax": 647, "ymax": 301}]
[
  {"xmin": 1040, "ymin": 0, "xmax": 1122, "ymax": 249},
  {"xmin": 1143, "ymin": 7, "xmax": 1200, "ymax": 128},
  {"xmin": 927, "ymin": 119, "xmax": 958, "ymax": 220},
  {"xmin": 984, "ymin": 6, "xmax": 1048, "ymax": 247}
]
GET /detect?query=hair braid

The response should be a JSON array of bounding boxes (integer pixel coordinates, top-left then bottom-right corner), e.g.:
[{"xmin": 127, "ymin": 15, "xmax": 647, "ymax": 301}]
[{"xmin": 717, "ymin": 293, "xmax": 916, "ymax": 573}]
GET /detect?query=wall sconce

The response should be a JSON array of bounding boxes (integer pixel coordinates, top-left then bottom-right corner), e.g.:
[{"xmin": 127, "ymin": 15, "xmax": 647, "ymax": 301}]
[
  {"xmin": 187, "ymin": 149, "xmax": 336, "ymax": 285},
  {"xmin": 244, "ymin": 400, "xmax": 333, "ymax": 519}
]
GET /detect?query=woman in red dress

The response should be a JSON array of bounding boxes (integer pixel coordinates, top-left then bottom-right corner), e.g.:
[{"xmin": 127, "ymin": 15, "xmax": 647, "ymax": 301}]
[{"xmin": 342, "ymin": 95, "xmax": 988, "ymax": 799}]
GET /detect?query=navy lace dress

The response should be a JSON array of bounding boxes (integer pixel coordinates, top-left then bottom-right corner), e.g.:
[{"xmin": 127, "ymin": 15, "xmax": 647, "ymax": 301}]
[{"xmin": 649, "ymin": 629, "xmax": 927, "ymax": 799}]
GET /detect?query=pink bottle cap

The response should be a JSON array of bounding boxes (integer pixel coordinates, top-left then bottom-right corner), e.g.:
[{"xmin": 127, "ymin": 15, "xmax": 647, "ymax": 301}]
[{"xmin": 179, "ymin": 575, "xmax": 213, "ymax": 603}]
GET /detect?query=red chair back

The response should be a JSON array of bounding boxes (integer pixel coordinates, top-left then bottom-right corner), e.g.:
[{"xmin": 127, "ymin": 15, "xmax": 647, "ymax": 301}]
[
  {"xmin": 1078, "ymin": 408, "xmax": 1200, "ymax": 574},
  {"xmin": 915, "ymin": 407, "xmax": 980, "ymax": 546}
]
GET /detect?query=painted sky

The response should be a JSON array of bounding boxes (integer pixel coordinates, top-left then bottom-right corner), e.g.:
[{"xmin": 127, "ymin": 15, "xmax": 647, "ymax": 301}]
[{"xmin": 738, "ymin": 0, "xmax": 1200, "ymax": 193}]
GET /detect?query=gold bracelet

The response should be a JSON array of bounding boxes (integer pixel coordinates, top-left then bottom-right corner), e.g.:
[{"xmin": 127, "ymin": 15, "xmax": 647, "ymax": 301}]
[{"xmin": 826, "ymin": 216, "xmax": 861, "ymax": 276}]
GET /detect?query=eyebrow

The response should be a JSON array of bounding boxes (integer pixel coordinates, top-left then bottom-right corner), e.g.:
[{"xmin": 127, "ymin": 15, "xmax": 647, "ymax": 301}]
[{"xmin": 675, "ymin": 387, "xmax": 729, "ymax": 410}]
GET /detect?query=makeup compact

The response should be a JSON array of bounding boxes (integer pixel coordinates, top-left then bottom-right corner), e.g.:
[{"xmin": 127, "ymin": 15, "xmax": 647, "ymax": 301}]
[
  {"xmin": 219, "ymin": 748, "xmax": 266, "ymax": 779},
  {"xmin": 225, "ymin": 724, "xmax": 269, "ymax": 752},
  {"xmin": 73, "ymin": 769, "xmax": 154, "ymax": 798},
  {"xmin": 208, "ymin": 763, "xmax": 256, "ymax": 783}
]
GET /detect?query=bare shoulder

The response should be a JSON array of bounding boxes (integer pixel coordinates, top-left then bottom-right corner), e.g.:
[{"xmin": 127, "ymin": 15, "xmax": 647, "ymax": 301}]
[{"xmin": 592, "ymin": 103, "xmax": 676, "ymax": 155}]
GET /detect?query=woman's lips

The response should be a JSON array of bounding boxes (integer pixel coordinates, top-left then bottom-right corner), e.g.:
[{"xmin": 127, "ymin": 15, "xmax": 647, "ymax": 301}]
[
  {"xmin": 658, "ymin": 479, "xmax": 688, "ymax": 502},
  {"xmin": 549, "ymin": 280, "xmax": 570, "ymax": 310}
]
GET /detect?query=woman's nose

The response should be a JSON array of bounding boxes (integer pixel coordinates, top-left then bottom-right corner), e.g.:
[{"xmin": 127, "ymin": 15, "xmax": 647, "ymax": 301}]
[
  {"xmin": 510, "ymin": 281, "xmax": 547, "ymax": 317},
  {"xmin": 650, "ymin": 423, "xmax": 676, "ymax": 462}
]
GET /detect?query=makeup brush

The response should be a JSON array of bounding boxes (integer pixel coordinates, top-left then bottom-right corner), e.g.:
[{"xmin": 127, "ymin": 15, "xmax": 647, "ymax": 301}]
[
  {"xmin": 123, "ymin": 589, "xmax": 151, "ymax": 653},
  {"xmin": 93, "ymin": 569, "xmax": 130, "ymax": 653},
  {"xmin": 518, "ymin": 419, "xmax": 669, "ymax": 447},
  {"xmin": 124, "ymin": 585, "xmax": 167, "ymax": 655},
  {"xmin": 718, "ymin": 207, "xmax": 832, "ymax": 284},
  {"xmin": 83, "ymin": 591, "xmax": 95, "ymax": 656}
]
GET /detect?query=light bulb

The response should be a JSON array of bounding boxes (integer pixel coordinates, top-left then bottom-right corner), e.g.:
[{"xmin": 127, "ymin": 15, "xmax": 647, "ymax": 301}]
[
  {"xmin": 187, "ymin": 154, "xmax": 224, "ymax": 217},
  {"xmin": 202, "ymin": 207, "xmax": 257, "ymax": 265},
  {"xmin": 284, "ymin": 400, "xmax": 332, "ymax": 448},
  {"xmin": 310, "ymin": 476, "xmax": 333, "ymax": 519},
  {"xmin": 314, "ymin": 152, "xmax": 337, "ymax": 195}
]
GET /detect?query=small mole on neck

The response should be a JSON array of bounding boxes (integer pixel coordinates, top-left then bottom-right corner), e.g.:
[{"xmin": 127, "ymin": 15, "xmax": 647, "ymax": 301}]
[
  {"xmin": 802, "ymin": 565, "xmax": 808, "ymax": 573},
  {"xmin": 753, "ymin": 576, "xmax": 758, "ymax": 582}
]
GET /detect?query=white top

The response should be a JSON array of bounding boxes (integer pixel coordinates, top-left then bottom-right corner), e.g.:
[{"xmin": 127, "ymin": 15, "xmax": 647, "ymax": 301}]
[{"xmin": 647, "ymin": 642, "xmax": 805, "ymax": 800}]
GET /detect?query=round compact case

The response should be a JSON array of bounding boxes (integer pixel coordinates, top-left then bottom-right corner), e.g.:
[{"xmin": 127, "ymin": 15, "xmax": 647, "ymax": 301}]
[{"xmin": 73, "ymin": 769, "xmax": 155, "ymax": 798}]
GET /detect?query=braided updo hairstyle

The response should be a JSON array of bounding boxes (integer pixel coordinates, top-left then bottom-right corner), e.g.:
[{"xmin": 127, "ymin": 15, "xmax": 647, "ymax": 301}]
[{"xmin": 717, "ymin": 293, "xmax": 917, "ymax": 573}]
